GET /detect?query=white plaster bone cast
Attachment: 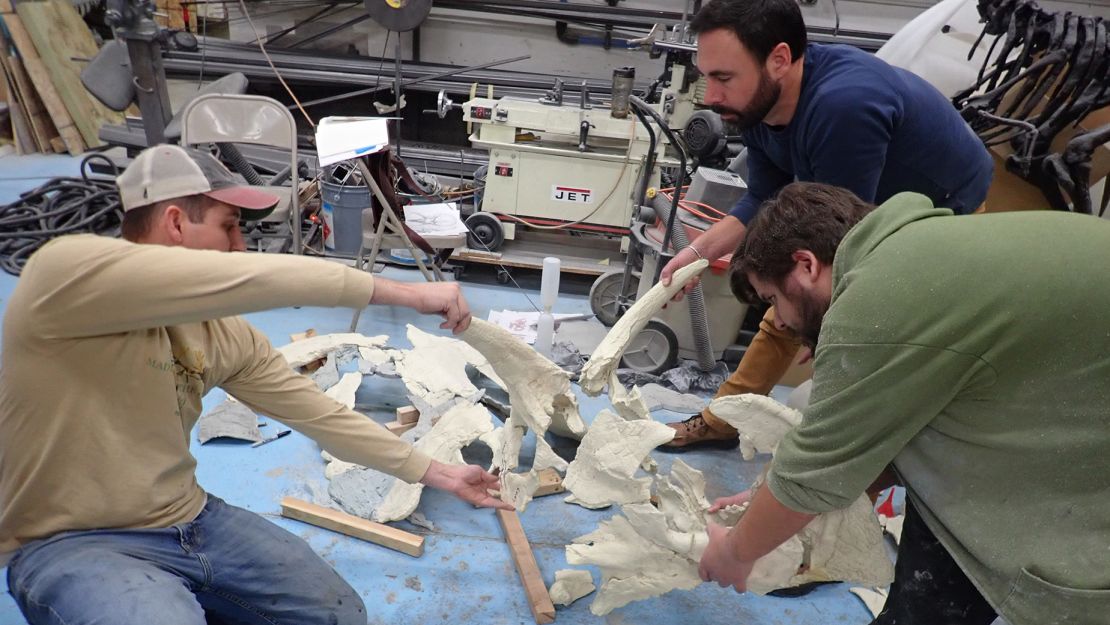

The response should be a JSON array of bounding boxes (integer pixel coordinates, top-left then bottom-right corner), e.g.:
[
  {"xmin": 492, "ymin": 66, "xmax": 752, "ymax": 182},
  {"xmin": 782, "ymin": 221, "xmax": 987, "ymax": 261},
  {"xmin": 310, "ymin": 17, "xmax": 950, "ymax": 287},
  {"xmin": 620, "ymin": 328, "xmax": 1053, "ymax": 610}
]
[
  {"xmin": 499, "ymin": 469, "xmax": 540, "ymax": 512},
  {"xmin": 278, "ymin": 333, "xmax": 388, "ymax": 368},
  {"xmin": 566, "ymin": 391, "xmax": 894, "ymax": 613},
  {"xmin": 395, "ymin": 325, "xmax": 496, "ymax": 407},
  {"xmin": 608, "ymin": 372, "xmax": 650, "ymax": 421},
  {"xmin": 567, "ymin": 512, "xmax": 702, "ymax": 615},
  {"xmin": 548, "ymin": 570, "xmax": 596, "ymax": 607},
  {"xmin": 565, "ymin": 460, "xmax": 708, "ymax": 615},
  {"xmin": 638, "ymin": 383, "xmax": 707, "ymax": 414},
  {"xmin": 787, "ymin": 494, "xmax": 894, "ymax": 589},
  {"xmin": 373, "ymin": 402, "xmax": 495, "ymax": 522},
  {"xmin": 562, "ymin": 410, "xmax": 675, "ymax": 509},
  {"xmin": 406, "ymin": 325, "xmax": 505, "ymax": 387},
  {"xmin": 578, "ymin": 260, "xmax": 709, "ymax": 396},
  {"xmin": 324, "ymin": 372, "xmax": 362, "ymax": 409},
  {"xmin": 460, "ymin": 318, "xmax": 587, "ymax": 476},
  {"xmin": 707, "ymin": 394, "xmax": 804, "ymax": 460}
]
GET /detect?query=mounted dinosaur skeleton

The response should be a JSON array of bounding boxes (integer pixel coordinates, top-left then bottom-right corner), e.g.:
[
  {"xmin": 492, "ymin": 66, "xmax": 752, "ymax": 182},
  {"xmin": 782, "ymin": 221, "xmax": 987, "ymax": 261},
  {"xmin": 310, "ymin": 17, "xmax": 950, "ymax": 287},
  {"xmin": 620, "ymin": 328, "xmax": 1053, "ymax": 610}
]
[{"xmin": 955, "ymin": 0, "xmax": 1109, "ymax": 211}]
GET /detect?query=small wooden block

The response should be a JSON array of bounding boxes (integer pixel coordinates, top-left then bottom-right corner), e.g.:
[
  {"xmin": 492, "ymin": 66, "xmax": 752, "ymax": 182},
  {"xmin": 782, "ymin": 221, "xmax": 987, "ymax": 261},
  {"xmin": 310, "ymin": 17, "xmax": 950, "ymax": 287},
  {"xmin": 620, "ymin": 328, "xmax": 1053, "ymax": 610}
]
[
  {"xmin": 395, "ymin": 405, "xmax": 420, "ymax": 425},
  {"xmin": 496, "ymin": 509, "xmax": 556, "ymax": 624},
  {"xmin": 532, "ymin": 468, "xmax": 564, "ymax": 498},
  {"xmin": 280, "ymin": 496, "xmax": 424, "ymax": 557},
  {"xmin": 289, "ymin": 328, "xmax": 318, "ymax": 342},
  {"xmin": 385, "ymin": 420, "xmax": 417, "ymax": 436}
]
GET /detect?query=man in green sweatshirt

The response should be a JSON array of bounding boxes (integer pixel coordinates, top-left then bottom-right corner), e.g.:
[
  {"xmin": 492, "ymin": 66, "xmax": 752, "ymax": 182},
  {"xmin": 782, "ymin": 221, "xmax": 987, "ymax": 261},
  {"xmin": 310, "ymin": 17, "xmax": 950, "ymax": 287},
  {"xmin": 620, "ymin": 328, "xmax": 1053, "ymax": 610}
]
[
  {"xmin": 697, "ymin": 182, "xmax": 1110, "ymax": 625},
  {"xmin": 0, "ymin": 145, "xmax": 512, "ymax": 625}
]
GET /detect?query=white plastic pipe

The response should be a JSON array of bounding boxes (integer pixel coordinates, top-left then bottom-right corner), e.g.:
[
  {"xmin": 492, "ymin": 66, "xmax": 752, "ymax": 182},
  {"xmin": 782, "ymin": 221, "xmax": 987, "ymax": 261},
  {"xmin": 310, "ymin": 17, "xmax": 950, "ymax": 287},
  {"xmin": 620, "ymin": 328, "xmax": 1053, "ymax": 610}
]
[{"xmin": 540, "ymin": 256, "xmax": 561, "ymax": 311}]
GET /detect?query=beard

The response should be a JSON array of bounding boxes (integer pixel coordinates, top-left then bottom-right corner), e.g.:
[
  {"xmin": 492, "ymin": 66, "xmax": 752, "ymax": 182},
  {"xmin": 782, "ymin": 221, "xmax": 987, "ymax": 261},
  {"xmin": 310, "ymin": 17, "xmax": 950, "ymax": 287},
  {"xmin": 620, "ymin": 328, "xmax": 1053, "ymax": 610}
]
[
  {"xmin": 712, "ymin": 69, "xmax": 781, "ymax": 132},
  {"xmin": 789, "ymin": 290, "xmax": 829, "ymax": 351}
]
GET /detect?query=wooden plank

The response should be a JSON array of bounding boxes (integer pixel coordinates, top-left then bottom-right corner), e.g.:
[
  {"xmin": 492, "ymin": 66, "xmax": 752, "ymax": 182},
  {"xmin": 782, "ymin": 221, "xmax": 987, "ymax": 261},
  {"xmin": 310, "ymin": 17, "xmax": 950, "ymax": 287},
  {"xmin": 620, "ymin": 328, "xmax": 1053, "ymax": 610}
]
[
  {"xmin": 289, "ymin": 328, "xmax": 318, "ymax": 343},
  {"xmin": 395, "ymin": 405, "xmax": 420, "ymax": 425},
  {"xmin": 0, "ymin": 0, "xmax": 84, "ymax": 153},
  {"xmin": 0, "ymin": 27, "xmax": 39, "ymax": 151},
  {"xmin": 0, "ymin": 52, "xmax": 27, "ymax": 152},
  {"xmin": 155, "ymin": 0, "xmax": 186, "ymax": 29},
  {"xmin": 6, "ymin": 54, "xmax": 59, "ymax": 153},
  {"xmin": 13, "ymin": 0, "xmax": 124, "ymax": 148},
  {"xmin": 280, "ymin": 496, "xmax": 424, "ymax": 557},
  {"xmin": 496, "ymin": 509, "xmax": 556, "ymax": 624},
  {"xmin": 452, "ymin": 245, "xmax": 620, "ymax": 277},
  {"xmin": 384, "ymin": 420, "xmax": 417, "ymax": 437},
  {"xmin": 532, "ymin": 468, "xmax": 564, "ymax": 498}
]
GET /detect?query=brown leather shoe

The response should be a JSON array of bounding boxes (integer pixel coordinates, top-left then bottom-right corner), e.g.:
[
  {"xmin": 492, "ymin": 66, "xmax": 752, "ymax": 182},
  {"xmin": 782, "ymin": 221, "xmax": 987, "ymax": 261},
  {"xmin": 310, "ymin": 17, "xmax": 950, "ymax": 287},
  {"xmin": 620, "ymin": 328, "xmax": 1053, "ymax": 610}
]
[{"xmin": 658, "ymin": 414, "xmax": 740, "ymax": 452}]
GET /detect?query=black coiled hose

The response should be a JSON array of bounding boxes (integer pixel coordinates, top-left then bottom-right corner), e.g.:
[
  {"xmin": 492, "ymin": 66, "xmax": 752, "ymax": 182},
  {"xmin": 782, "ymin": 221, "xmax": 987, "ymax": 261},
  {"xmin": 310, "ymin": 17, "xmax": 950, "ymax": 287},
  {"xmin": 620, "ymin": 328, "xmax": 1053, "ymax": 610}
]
[{"xmin": 0, "ymin": 154, "xmax": 124, "ymax": 276}]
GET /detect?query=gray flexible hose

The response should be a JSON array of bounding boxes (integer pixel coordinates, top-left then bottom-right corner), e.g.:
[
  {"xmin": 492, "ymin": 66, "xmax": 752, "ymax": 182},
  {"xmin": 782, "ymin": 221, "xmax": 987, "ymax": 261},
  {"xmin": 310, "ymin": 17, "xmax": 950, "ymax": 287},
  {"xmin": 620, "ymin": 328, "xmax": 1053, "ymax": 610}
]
[
  {"xmin": 651, "ymin": 193, "xmax": 716, "ymax": 371},
  {"xmin": 217, "ymin": 143, "xmax": 265, "ymax": 186}
]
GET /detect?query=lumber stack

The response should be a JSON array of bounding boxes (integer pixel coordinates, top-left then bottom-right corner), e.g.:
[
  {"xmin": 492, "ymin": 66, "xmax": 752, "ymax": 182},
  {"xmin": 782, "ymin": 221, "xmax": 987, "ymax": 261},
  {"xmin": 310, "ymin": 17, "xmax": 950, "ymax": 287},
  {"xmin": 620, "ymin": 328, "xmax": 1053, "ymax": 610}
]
[{"xmin": 0, "ymin": 0, "xmax": 125, "ymax": 154}]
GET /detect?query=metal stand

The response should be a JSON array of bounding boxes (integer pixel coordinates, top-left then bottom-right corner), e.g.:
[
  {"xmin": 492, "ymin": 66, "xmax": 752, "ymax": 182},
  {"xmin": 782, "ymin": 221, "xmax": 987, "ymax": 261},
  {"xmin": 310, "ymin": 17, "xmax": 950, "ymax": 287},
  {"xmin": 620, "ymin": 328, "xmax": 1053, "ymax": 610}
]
[
  {"xmin": 349, "ymin": 157, "xmax": 444, "ymax": 331},
  {"xmin": 106, "ymin": 0, "xmax": 172, "ymax": 145}
]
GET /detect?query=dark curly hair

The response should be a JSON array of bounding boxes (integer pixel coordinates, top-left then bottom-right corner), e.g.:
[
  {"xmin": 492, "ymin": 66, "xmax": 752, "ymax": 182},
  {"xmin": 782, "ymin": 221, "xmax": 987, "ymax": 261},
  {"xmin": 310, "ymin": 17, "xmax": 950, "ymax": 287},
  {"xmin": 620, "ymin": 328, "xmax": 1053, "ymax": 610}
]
[{"xmin": 730, "ymin": 182, "xmax": 875, "ymax": 304}]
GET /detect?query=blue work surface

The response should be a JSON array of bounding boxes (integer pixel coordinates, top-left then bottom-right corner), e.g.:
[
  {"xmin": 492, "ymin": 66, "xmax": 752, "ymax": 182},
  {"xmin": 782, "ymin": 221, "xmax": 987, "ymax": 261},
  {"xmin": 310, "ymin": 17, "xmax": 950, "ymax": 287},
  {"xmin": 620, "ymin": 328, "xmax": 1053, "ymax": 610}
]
[{"xmin": 0, "ymin": 154, "xmax": 874, "ymax": 624}]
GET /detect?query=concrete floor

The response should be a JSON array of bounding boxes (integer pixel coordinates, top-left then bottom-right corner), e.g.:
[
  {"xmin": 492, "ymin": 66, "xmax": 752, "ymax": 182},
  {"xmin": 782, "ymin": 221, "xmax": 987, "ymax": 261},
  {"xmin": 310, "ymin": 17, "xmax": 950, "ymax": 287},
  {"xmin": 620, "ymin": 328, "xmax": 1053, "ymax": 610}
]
[{"xmin": 0, "ymin": 151, "xmax": 877, "ymax": 625}]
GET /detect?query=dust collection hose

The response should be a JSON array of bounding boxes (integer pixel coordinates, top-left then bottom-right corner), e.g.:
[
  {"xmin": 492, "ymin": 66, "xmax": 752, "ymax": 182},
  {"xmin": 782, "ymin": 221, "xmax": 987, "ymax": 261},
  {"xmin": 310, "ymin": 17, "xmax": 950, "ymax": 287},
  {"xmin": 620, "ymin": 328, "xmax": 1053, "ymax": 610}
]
[
  {"xmin": 629, "ymin": 94, "xmax": 715, "ymax": 372},
  {"xmin": 651, "ymin": 192, "xmax": 716, "ymax": 371},
  {"xmin": 217, "ymin": 143, "xmax": 265, "ymax": 186}
]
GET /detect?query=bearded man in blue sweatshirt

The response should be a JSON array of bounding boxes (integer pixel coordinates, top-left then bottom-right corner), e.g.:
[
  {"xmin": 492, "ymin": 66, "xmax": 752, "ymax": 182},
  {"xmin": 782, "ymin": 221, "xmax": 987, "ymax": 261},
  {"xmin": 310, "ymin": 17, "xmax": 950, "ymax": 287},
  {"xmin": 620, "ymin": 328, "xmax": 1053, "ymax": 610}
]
[{"xmin": 660, "ymin": 0, "xmax": 994, "ymax": 451}]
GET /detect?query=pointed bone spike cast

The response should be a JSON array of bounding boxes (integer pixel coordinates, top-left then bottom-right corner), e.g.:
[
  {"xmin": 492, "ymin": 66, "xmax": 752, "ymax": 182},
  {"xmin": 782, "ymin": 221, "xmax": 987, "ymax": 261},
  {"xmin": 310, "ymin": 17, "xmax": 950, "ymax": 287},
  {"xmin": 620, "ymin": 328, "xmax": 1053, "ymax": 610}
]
[{"xmin": 579, "ymin": 259, "xmax": 709, "ymax": 396}]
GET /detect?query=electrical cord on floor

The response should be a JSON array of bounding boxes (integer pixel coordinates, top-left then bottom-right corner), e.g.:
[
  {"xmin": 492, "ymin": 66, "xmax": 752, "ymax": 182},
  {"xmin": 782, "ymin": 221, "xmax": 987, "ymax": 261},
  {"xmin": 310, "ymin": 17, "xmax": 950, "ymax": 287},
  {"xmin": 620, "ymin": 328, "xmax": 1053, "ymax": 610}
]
[{"xmin": 0, "ymin": 154, "xmax": 124, "ymax": 276}]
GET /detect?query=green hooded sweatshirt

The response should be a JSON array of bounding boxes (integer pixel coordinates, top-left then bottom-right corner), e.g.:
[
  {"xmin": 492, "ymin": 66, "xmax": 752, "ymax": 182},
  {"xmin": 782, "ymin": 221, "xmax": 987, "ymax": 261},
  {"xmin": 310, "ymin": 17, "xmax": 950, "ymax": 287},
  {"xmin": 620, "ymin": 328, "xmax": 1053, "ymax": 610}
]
[{"xmin": 766, "ymin": 192, "xmax": 1110, "ymax": 625}]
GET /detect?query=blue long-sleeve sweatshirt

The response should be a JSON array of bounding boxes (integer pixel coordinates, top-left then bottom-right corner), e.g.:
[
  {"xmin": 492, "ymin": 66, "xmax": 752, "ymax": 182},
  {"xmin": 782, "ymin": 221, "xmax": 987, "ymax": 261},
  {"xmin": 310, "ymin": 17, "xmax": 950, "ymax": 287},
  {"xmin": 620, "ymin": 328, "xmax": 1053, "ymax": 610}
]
[{"xmin": 731, "ymin": 43, "xmax": 992, "ymax": 223}]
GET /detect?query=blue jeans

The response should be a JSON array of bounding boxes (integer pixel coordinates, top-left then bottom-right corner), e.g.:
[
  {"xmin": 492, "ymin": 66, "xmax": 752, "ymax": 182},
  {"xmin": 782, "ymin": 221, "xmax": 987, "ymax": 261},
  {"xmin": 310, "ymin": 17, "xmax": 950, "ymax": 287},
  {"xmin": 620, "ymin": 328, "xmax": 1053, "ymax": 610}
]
[{"xmin": 6, "ymin": 496, "xmax": 366, "ymax": 625}]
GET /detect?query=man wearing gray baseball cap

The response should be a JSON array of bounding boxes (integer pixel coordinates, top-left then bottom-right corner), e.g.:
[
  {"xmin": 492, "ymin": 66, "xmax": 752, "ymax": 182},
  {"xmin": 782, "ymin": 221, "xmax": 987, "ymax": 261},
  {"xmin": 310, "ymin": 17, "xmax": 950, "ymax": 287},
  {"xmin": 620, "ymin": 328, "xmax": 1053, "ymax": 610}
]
[{"xmin": 0, "ymin": 144, "xmax": 511, "ymax": 625}]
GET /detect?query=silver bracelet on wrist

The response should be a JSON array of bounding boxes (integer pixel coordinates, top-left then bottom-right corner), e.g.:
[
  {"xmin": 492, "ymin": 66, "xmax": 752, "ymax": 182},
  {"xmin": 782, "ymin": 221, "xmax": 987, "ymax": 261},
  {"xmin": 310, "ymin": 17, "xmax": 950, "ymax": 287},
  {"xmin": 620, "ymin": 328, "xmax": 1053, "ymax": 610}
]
[{"xmin": 688, "ymin": 245, "xmax": 705, "ymax": 260}]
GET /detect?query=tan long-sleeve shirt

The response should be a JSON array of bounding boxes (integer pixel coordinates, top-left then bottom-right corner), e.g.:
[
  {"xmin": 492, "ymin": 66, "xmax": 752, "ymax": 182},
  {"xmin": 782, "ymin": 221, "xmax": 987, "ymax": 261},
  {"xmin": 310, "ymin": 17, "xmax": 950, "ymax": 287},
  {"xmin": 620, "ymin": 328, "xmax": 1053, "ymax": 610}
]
[{"xmin": 0, "ymin": 235, "xmax": 431, "ymax": 556}]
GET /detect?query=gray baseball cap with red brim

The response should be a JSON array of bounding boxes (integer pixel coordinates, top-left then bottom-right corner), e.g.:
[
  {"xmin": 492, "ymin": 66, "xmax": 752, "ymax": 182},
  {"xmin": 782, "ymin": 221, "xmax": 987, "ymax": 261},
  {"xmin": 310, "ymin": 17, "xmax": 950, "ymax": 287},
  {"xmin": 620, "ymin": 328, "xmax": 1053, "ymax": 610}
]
[{"xmin": 116, "ymin": 144, "xmax": 280, "ymax": 220}]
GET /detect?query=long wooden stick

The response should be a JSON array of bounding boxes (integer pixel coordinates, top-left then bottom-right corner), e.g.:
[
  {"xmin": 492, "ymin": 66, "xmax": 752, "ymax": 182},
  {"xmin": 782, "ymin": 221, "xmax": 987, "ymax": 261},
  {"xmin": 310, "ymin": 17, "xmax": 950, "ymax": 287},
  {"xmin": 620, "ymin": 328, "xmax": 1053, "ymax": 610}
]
[
  {"xmin": 497, "ymin": 509, "xmax": 556, "ymax": 624},
  {"xmin": 280, "ymin": 496, "xmax": 424, "ymax": 557}
]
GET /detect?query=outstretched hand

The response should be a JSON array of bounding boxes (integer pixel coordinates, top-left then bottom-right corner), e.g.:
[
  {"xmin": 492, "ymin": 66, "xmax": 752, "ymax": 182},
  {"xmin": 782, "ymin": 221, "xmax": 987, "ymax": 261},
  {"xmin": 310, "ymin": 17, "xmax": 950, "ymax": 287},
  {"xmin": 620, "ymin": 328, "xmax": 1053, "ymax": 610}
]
[
  {"xmin": 698, "ymin": 522, "xmax": 755, "ymax": 592},
  {"xmin": 419, "ymin": 460, "xmax": 514, "ymax": 511},
  {"xmin": 414, "ymin": 282, "xmax": 472, "ymax": 334}
]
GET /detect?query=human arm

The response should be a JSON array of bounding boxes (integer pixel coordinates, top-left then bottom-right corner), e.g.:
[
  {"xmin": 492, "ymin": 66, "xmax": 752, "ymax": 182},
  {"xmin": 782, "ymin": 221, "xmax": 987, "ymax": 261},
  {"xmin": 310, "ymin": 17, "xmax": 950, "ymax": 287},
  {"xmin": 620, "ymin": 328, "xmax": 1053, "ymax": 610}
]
[
  {"xmin": 222, "ymin": 325, "xmax": 508, "ymax": 511},
  {"xmin": 418, "ymin": 460, "xmax": 513, "ymax": 510},
  {"xmin": 223, "ymin": 323, "xmax": 432, "ymax": 480},
  {"xmin": 21, "ymin": 236, "xmax": 379, "ymax": 339},
  {"xmin": 661, "ymin": 143, "xmax": 793, "ymax": 295},
  {"xmin": 699, "ymin": 485, "xmax": 816, "ymax": 590},
  {"xmin": 708, "ymin": 489, "xmax": 751, "ymax": 513},
  {"xmin": 368, "ymin": 277, "xmax": 471, "ymax": 334},
  {"xmin": 22, "ymin": 236, "xmax": 473, "ymax": 338},
  {"xmin": 659, "ymin": 216, "xmax": 746, "ymax": 297}
]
